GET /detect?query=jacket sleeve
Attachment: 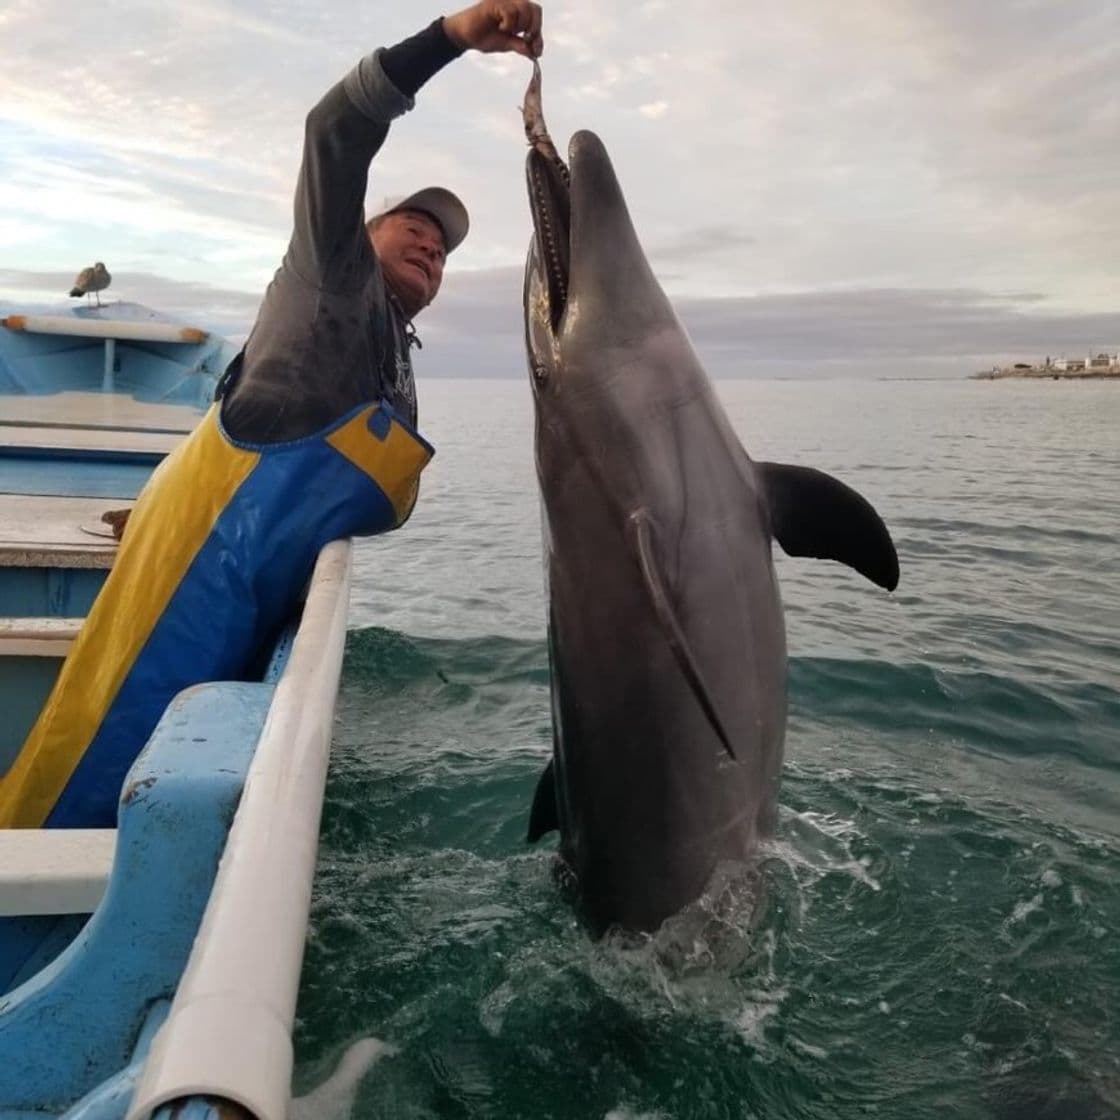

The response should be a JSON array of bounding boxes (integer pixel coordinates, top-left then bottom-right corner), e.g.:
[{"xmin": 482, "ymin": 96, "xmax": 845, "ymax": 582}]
[
  {"xmin": 285, "ymin": 51, "xmax": 413, "ymax": 293},
  {"xmin": 285, "ymin": 22, "xmax": 465, "ymax": 293}
]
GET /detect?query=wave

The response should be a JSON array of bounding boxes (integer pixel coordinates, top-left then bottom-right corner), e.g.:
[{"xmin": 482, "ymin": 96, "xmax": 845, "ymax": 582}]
[
  {"xmin": 342, "ymin": 627, "xmax": 1119, "ymax": 771},
  {"xmin": 343, "ymin": 627, "xmax": 548, "ymax": 692},
  {"xmin": 890, "ymin": 515, "xmax": 1118, "ymax": 549},
  {"xmin": 790, "ymin": 656, "xmax": 1119, "ymax": 768}
]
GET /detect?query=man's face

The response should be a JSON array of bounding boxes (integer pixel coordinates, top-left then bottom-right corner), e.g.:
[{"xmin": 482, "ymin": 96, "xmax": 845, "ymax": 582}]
[{"xmin": 371, "ymin": 209, "xmax": 447, "ymax": 317}]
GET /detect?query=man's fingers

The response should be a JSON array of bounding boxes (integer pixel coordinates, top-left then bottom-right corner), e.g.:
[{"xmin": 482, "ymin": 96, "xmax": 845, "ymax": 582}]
[
  {"xmin": 496, "ymin": 0, "xmax": 539, "ymax": 37},
  {"xmin": 527, "ymin": 3, "xmax": 543, "ymax": 43},
  {"xmin": 469, "ymin": 0, "xmax": 544, "ymax": 55},
  {"xmin": 520, "ymin": 3, "xmax": 542, "ymax": 55},
  {"xmin": 495, "ymin": 1, "xmax": 521, "ymax": 34}
]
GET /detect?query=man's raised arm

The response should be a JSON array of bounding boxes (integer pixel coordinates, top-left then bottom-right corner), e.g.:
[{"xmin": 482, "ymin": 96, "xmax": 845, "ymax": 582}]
[{"xmin": 287, "ymin": 2, "xmax": 543, "ymax": 292}]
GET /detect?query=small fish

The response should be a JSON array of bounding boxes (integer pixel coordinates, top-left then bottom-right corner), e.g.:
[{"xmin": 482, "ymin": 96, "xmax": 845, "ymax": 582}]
[{"xmin": 522, "ymin": 61, "xmax": 569, "ymax": 184}]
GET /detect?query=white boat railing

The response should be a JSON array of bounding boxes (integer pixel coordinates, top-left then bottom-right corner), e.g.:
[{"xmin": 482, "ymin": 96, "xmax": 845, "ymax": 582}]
[
  {"xmin": 127, "ymin": 539, "xmax": 353, "ymax": 1120},
  {"xmin": 1, "ymin": 315, "xmax": 209, "ymax": 345},
  {"xmin": 1, "ymin": 314, "xmax": 210, "ymax": 393}
]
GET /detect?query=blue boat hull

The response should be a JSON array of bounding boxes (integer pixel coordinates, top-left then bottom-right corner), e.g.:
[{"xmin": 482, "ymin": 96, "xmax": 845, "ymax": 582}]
[{"xmin": 0, "ymin": 302, "xmax": 350, "ymax": 1116}]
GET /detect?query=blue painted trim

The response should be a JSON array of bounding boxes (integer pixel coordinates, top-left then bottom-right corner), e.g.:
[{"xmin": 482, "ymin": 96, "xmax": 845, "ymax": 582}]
[
  {"xmin": 2, "ymin": 420, "xmax": 192, "ymax": 437},
  {"xmin": 1, "ymin": 658, "xmax": 67, "ymax": 786},
  {"xmin": 0, "ymin": 459, "xmax": 150, "ymax": 500},
  {"xmin": 0, "ymin": 914, "xmax": 86, "ymax": 997},
  {"xmin": 152, "ymin": 1101, "xmax": 227, "ymax": 1119},
  {"xmin": 263, "ymin": 621, "xmax": 299, "ymax": 684},
  {"xmin": 0, "ymin": 446, "xmax": 165, "ymax": 466},
  {"xmin": 0, "ymin": 568, "xmax": 108, "ymax": 619},
  {"xmin": 56, "ymin": 1001, "xmax": 170, "ymax": 1120},
  {"xmin": 0, "ymin": 681, "xmax": 272, "ymax": 1114}
]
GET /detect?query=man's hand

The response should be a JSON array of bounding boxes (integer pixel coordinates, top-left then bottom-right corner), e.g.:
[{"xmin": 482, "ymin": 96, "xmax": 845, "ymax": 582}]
[{"xmin": 443, "ymin": 1, "xmax": 543, "ymax": 58}]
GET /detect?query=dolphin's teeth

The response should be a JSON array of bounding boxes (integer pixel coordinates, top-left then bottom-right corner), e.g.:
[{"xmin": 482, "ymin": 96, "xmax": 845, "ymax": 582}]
[
  {"xmin": 530, "ymin": 161, "xmax": 568, "ymax": 314},
  {"xmin": 524, "ymin": 63, "xmax": 570, "ymax": 330}
]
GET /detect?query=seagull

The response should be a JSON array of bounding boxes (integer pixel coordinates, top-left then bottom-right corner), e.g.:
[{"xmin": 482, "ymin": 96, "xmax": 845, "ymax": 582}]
[{"xmin": 69, "ymin": 262, "xmax": 111, "ymax": 306}]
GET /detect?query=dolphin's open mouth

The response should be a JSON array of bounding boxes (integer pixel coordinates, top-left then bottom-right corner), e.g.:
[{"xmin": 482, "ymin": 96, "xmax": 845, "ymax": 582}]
[
  {"xmin": 523, "ymin": 62, "xmax": 571, "ymax": 333},
  {"xmin": 526, "ymin": 148, "xmax": 571, "ymax": 332}
]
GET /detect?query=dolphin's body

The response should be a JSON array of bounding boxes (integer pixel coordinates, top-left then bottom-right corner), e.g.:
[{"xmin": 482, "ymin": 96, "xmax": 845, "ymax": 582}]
[{"xmin": 522, "ymin": 69, "xmax": 898, "ymax": 935}]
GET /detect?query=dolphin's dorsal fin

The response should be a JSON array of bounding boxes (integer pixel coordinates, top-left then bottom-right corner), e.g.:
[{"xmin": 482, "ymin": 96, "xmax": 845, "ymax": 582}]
[
  {"xmin": 527, "ymin": 758, "xmax": 559, "ymax": 841},
  {"xmin": 628, "ymin": 510, "xmax": 738, "ymax": 760},
  {"xmin": 756, "ymin": 462, "xmax": 900, "ymax": 591}
]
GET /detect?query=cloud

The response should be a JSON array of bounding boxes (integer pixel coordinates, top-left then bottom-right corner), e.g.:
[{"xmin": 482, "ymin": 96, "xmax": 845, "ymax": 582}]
[
  {"xmin": 4, "ymin": 258, "xmax": 1115, "ymax": 379},
  {"xmin": 416, "ymin": 270, "xmax": 1120, "ymax": 379},
  {"xmin": 0, "ymin": 267, "xmax": 263, "ymax": 337},
  {"xmin": 651, "ymin": 225, "xmax": 759, "ymax": 266},
  {"xmin": 510, "ymin": 0, "xmax": 1120, "ymax": 309},
  {"xmin": 0, "ymin": 0, "xmax": 1115, "ymax": 358},
  {"xmin": 672, "ymin": 286, "xmax": 1120, "ymax": 374}
]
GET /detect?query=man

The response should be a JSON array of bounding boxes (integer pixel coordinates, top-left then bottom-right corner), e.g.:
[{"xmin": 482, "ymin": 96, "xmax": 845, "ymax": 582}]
[
  {"xmin": 0, "ymin": 1, "xmax": 544, "ymax": 829},
  {"xmin": 222, "ymin": 0, "xmax": 543, "ymax": 441}
]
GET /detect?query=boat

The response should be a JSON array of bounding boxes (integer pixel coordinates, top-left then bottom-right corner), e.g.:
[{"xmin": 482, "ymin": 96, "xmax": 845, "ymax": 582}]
[{"xmin": 0, "ymin": 300, "xmax": 353, "ymax": 1118}]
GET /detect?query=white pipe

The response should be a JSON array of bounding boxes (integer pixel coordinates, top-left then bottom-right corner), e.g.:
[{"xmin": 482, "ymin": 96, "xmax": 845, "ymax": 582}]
[
  {"xmin": 127, "ymin": 539, "xmax": 353, "ymax": 1120},
  {"xmin": 1, "ymin": 315, "xmax": 208, "ymax": 345}
]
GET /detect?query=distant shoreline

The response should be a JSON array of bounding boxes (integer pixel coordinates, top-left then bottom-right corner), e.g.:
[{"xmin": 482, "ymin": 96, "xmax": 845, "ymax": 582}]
[{"xmin": 971, "ymin": 368, "xmax": 1120, "ymax": 381}]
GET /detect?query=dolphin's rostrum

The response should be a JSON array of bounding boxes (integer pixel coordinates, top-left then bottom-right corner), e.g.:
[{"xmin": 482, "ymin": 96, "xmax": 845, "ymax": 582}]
[{"xmin": 522, "ymin": 67, "xmax": 899, "ymax": 936}]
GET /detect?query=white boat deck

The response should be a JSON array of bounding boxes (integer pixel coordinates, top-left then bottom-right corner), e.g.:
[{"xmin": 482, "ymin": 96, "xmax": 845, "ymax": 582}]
[
  {"xmin": 0, "ymin": 617, "xmax": 81, "ymax": 656},
  {"xmin": 0, "ymin": 393, "xmax": 196, "ymax": 568},
  {"xmin": 1, "ymin": 391, "xmax": 201, "ymax": 434},
  {"xmin": 1, "ymin": 390, "xmax": 198, "ymax": 462},
  {"xmin": 0, "ymin": 423, "xmax": 182, "ymax": 457},
  {"xmin": 0, "ymin": 494, "xmax": 125, "ymax": 568},
  {"xmin": 0, "ymin": 829, "xmax": 114, "ymax": 915}
]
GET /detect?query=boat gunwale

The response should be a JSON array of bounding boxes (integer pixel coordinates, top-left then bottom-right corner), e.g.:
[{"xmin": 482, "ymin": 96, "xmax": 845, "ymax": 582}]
[{"xmin": 128, "ymin": 540, "xmax": 353, "ymax": 1120}]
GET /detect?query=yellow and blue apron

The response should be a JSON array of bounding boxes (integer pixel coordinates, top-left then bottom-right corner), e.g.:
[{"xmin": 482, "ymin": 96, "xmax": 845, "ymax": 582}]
[{"xmin": 0, "ymin": 399, "xmax": 432, "ymax": 829}]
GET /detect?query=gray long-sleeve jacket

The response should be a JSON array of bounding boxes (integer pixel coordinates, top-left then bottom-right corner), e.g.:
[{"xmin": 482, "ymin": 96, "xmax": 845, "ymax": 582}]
[{"xmin": 220, "ymin": 50, "xmax": 423, "ymax": 443}]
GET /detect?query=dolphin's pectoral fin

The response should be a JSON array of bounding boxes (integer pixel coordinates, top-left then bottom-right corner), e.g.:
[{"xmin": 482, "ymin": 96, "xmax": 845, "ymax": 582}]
[
  {"xmin": 528, "ymin": 758, "xmax": 559, "ymax": 842},
  {"xmin": 757, "ymin": 462, "xmax": 900, "ymax": 591},
  {"xmin": 629, "ymin": 511, "xmax": 738, "ymax": 761}
]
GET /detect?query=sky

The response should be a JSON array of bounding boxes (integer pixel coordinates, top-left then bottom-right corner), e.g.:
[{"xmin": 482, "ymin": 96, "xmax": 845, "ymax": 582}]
[{"xmin": 1, "ymin": 0, "xmax": 1118, "ymax": 377}]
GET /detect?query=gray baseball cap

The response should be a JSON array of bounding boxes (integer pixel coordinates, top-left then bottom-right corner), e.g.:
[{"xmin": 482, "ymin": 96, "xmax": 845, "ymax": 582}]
[{"xmin": 374, "ymin": 187, "xmax": 470, "ymax": 254}]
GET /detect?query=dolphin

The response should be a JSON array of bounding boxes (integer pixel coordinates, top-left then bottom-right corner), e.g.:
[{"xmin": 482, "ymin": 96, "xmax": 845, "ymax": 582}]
[{"xmin": 521, "ymin": 65, "xmax": 899, "ymax": 936}]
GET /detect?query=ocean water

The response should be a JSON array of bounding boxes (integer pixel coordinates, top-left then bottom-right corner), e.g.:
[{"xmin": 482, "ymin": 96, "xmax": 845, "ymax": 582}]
[{"xmin": 293, "ymin": 378, "xmax": 1120, "ymax": 1120}]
